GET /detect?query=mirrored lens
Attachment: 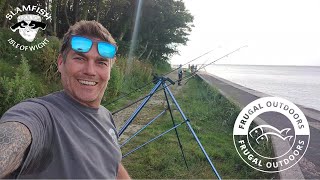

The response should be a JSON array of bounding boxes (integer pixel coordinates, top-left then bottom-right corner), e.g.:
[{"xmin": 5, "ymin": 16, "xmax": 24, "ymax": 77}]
[
  {"xmin": 71, "ymin": 36, "xmax": 92, "ymax": 53},
  {"xmin": 98, "ymin": 42, "xmax": 116, "ymax": 58}
]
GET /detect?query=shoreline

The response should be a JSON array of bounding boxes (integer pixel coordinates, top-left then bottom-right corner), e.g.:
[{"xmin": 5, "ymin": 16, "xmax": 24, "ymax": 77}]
[
  {"xmin": 204, "ymin": 64, "xmax": 320, "ymax": 68},
  {"xmin": 197, "ymin": 71, "xmax": 320, "ymax": 179},
  {"xmin": 199, "ymin": 71, "xmax": 320, "ymax": 120}
]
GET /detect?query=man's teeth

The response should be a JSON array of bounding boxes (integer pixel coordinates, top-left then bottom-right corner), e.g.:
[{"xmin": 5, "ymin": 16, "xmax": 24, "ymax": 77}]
[{"xmin": 78, "ymin": 80, "xmax": 97, "ymax": 86}]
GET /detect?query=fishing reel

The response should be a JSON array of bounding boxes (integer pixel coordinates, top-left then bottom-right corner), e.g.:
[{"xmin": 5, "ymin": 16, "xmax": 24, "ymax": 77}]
[{"xmin": 152, "ymin": 74, "xmax": 175, "ymax": 85}]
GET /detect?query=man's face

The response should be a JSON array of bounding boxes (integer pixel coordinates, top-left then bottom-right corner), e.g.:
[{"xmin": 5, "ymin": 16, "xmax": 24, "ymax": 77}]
[{"xmin": 57, "ymin": 37, "xmax": 112, "ymax": 108}]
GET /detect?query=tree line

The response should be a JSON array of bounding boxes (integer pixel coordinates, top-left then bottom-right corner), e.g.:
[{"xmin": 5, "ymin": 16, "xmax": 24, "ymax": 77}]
[{"xmin": 0, "ymin": 0, "xmax": 194, "ymax": 65}]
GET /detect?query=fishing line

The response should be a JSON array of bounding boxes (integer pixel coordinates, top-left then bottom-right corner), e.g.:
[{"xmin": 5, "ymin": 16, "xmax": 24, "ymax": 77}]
[
  {"xmin": 112, "ymin": 45, "xmax": 247, "ymax": 115},
  {"xmin": 106, "ymin": 48, "xmax": 218, "ymax": 106},
  {"xmin": 164, "ymin": 48, "xmax": 219, "ymax": 76},
  {"xmin": 184, "ymin": 45, "xmax": 248, "ymax": 84}
]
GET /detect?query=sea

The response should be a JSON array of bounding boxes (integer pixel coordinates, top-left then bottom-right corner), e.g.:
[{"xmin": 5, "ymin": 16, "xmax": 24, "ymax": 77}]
[{"xmin": 204, "ymin": 64, "xmax": 320, "ymax": 111}]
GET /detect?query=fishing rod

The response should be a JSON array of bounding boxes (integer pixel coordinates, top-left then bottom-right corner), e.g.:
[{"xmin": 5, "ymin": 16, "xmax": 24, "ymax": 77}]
[
  {"xmin": 106, "ymin": 48, "xmax": 218, "ymax": 106},
  {"xmin": 164, "ymin": 47, "xmax": 219, "ymax": 76},
  {"xmin": 184, "ymin": 45, "xmax": 248, "ymax": 84},
  {"xmin": 112, "ymin": 45, "xmax": 247, "ymax": 115}
]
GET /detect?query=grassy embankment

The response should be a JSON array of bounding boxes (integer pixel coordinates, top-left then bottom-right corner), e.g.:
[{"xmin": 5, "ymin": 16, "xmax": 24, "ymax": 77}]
[{"xmin": 120, "ymin": 75, "xmax": 276, "ymax": 179}]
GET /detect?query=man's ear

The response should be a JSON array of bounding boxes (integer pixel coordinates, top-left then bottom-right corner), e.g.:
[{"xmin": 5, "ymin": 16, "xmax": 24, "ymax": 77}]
[
  {"xmin": 110, "ymin": 57, "xmax": 116, "ymax": 67},
  {"xmin": 57, "ymin": 54, "xmax": 64, "ymax": 72}
]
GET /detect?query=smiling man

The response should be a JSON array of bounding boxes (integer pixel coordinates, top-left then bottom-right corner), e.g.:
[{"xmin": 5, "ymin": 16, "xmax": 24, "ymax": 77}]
[{"xmin": 0, "ymin": 20, "xmax": 130, "ymax": 179}]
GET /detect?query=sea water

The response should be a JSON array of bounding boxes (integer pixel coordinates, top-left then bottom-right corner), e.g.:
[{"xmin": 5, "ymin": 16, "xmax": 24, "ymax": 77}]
[{"xmin": 205, "ymin": 65, "xmax": 320, "ymax": 111}]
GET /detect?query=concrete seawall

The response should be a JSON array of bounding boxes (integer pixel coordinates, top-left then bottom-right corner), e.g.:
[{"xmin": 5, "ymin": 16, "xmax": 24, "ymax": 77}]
[{"xmin": 197, "ymin": 72, "xmax": 320, "ymax": 179}]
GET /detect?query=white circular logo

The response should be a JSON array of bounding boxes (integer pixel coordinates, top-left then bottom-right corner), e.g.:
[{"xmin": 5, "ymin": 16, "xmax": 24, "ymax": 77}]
[
  {"xmin": 233, "ymin": 97, "xmax": 310, "ymax": 173},
  {"xmin": 109, "ymin": 128, "xmax": 119, "ymax": 147},
  {"xmin": 5, "ymin": 5, "xmax": 51, "ymax": 51}
]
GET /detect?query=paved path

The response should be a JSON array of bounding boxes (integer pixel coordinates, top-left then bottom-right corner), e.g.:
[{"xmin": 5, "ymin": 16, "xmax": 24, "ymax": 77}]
[{"xmin": 198, "ymin": 72, "xmax": 320, "ymax": 179}]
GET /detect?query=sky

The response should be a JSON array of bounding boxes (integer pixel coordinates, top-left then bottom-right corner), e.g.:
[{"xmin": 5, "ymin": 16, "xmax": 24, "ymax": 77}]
[{"xmin": 170, "ymin": 0, "xmax": 320, "ymax": 66}]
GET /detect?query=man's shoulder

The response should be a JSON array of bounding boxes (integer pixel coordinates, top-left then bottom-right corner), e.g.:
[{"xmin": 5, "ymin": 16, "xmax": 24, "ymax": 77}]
[
  {"xmin": 14, "ymin": 92, "xmax": 55, "ymax": 108},
  {"xmin": 99, "ymin": 105, "xmax": 111, "ymax": 114},
  {"xmin": 4, "ymin": 91, "xmax": 62, "ymax": 115},
  {"xmin": 37, "ymin": 91, "xmax": 64, "ymax": 102},
  {"xmin": 0, "ymin": 93, "xmax": 59, "ymax": 124}
]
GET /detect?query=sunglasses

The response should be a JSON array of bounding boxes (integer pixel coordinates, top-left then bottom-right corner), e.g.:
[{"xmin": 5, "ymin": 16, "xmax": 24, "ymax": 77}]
[{"xmin": 70, "ymin": 35, "xmax": 117, "ymax": 59}]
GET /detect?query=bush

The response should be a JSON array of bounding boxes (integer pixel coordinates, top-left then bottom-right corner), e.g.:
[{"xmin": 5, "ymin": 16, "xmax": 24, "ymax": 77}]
[
  {"xmin": 0, "ymin": 55, "xmax": 37, "ymax": 116},
  {"xmin": 102, "ymin": 57, "xmax": 154, "ymax": 110},
  {"xmin": 112, "ymin": 57, "xmax": 153, "ymax": 94},
  {"xmin": 0, "ymin": 60, "xmax": 15, "ymax": 77},
  {"xmin": 0, "ymin": 28, "xmax": 61, "ymax": 82},
  {"xmin": 104, "ymin": 64, "xmax": 124, "ymax": 100},
  {"xmin": 0, "ymin": 28, "xmax": 21, "ymax": 64},
  {"xmin": 153, "ymin": 61, "xmax": 171, "ymax": 74},
  {"xmin": 34, "ymin": 36, "xmax": 61, "ymax": 82},
  {"xmin": 124, "ymin": 59, "xmax": 153, "ymax": 91}
]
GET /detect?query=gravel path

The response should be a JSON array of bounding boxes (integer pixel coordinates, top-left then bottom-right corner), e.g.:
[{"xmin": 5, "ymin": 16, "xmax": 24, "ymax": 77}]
[{"xmin": 113, "ymin": 72, "xmax": 183, "ymax": 143}]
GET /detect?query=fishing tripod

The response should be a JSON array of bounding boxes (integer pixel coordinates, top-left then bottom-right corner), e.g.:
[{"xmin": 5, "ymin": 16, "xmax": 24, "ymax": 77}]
[{"xmin": 118, "ymin": 75, "xmax": 221, "ymax": 179}]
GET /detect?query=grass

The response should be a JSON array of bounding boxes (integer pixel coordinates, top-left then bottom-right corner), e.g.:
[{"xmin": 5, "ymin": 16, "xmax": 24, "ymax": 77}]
[{"xmin": 120, "ymin": 75, "xmax": 277, "ymax": 179}]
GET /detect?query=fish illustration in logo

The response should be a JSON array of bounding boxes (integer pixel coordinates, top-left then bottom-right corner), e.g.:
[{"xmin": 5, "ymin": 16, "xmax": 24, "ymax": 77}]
[{"xmin": 249, "ymin": 125, "xmax": 293, "ymax": 144}]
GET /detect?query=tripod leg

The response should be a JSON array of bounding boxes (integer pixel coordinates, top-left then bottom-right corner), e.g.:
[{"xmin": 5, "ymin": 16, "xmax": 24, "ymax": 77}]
[
  {"xmin": 164, "ymin": 82, "xmax": 222, "ymax": 180},
  {"xmin": 163, "ymin": 84, "xmax": 189, "ymax": 169},
  {"xmin": 119, "ymin": 80, "xmax": 162, "ymax": 136}
]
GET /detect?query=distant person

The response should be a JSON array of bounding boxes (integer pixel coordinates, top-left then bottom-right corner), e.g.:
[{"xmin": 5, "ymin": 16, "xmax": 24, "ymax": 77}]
[
  {"xmin": 191, "ymin": 64, "xmax": 194, "ymax": 74},
  {"xmin": 178, "ymin": 64, "xmax": 183, "ymax": 85},
  {"xmin": 0, "ymin": 20, "xmax": 130, "ymax": 179}
]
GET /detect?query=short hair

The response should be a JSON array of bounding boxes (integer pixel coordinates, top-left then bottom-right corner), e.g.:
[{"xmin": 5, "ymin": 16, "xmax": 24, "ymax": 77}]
[{"xmin": 60, "ymin": 20, "xmax": 117, "ymax": 63}]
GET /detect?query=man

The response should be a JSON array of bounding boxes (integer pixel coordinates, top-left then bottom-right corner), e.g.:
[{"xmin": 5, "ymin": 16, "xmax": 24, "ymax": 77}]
[
  {"xmin": 0, "ymin": 20, "xmax": 130, "ymax": 179},
  {"xmin": 178, "ymin": 64, "xmax": 183, "ymax": 86}
]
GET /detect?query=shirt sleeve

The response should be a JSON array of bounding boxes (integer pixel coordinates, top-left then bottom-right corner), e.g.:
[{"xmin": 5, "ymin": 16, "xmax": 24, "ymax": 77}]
[
  {"xmin": 108, "ymin": 110, "xmax": 120, "ymax": 138},
  {"xmin": 0, "ymin": 99, "xmax": 53, "ymax": 176}
]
